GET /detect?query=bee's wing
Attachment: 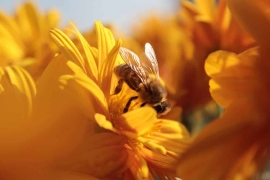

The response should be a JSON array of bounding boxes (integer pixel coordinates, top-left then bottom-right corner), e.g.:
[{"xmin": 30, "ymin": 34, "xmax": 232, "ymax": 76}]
[
  {"xmin": 119, "ymin": 47, "xmax": 148, "ymax": 86},
  {"xmin": 142, "ymin": 43, "xmax": 160, "ymax": 81}
]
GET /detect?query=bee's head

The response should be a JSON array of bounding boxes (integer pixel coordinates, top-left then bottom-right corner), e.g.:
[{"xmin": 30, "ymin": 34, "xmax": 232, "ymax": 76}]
[{"xmin": 153, "ymin": 101, "xmax": 171, "ymax": 117}]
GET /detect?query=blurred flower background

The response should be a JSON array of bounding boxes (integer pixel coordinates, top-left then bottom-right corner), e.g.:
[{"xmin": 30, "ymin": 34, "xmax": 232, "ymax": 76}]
[
  {"xmin": 1, "ymin": 0, "xmax": 179, "ymax": 33},
  {"xmin": 1, "ymin": 0, "xmax": 270, "ymax": 179}
]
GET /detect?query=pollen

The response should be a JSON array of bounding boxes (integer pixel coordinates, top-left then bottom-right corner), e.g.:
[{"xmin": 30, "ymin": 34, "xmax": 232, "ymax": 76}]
[{"xmin": 108, "ymin": 83, "xmax": 142, "ymax": 119}]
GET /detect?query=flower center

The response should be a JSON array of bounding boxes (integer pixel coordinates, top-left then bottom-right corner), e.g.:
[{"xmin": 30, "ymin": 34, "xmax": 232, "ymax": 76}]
[{"xmin": 108, "ymin": 83, "xmax": 143, "ymax": 119}]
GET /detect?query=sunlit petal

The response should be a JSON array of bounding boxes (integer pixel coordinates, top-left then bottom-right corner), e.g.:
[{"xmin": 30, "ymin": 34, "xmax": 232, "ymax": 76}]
[
  {"xmin": 205, "ymin": 48, "xmax": 258, "ymax": 107},
  {"xmin": 99, "ymin": 39, "xmax": 122, "ymax": 98},
  {"xmin": 95, "ymin": 21, "xmax": 116, "ymax": 70},
  {"xmin": 140, "ymin": 119, "xmax": 190, "ymax": 173},
  {"xmin": 69, "ymin": 22, "xmax": 99, "ymax": 82},
  {"xmin": 114, "ymin": 107, "xmax": 156, "ymax": 136},
  {"xmin": 50, "ymin": 28, "xmax": 87, "ymax": 73}
]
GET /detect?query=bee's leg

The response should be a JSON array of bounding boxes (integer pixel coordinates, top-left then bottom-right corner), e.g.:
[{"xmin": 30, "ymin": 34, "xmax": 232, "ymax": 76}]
[
  {"xmin": 114, "ymin": 79, "xmax": 124, "ymax": 95},
  {"xmin": 140, "ymin": 102, "xmax": 147, "ymax": 107},
  {"xmin": 123, "ymin": 96, "xmax": 138, "ymax": 113}
]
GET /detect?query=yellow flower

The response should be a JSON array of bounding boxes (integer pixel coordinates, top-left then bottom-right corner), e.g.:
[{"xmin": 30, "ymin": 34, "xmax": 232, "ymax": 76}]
[
  {"xmin": 0, "ymin": 2, "xmax": 60, "ymax": 80},
  {"xmin": 177, "ymin": 0, "xmax": 270, "ymax": 179},
  {"xmin": 40, "ymin": 21, "xmax": 190, "ymax": 179}
]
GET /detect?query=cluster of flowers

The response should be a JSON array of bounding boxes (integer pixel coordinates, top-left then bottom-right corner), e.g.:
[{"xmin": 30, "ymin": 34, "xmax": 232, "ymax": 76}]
[{"xmin": 0, "ymin": 0, "xmax": 269, "ymax": 179}]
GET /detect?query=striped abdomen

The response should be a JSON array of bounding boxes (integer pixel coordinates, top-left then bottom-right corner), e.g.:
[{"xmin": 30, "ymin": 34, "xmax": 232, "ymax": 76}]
[{"xmin": 114, "ymin": 64, "xmax": 142, "ymax": 92}]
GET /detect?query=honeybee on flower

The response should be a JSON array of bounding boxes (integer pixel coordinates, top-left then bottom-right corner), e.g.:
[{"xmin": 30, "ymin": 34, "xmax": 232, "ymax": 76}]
[{"xmin": 114, "ymin": 43, "xmax": 171, "ymax": 116}]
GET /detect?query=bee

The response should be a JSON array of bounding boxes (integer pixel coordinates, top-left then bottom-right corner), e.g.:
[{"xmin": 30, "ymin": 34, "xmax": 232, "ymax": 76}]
[{"xmin": 114, "ymin": 43, "xmax": 171, "ymax": 116}]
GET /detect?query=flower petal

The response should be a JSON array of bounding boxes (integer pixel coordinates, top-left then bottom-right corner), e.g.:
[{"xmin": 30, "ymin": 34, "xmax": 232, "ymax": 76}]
[
  {"xmin": 15, "ymin": 2, "xmax": 39, "ymax": 44},
  {"xmin": 195, "ymin": 0, "xmax": 216, "ymax": 20},
  {"xmin": 205, "ymin": 48, "xmax": 258, "ymax": 107},
  {"xmin": 139, "ymin": 120, "xmax": 190, "ymax": 174},
  {"xmin": 69, "ymin": 22, "xmax": 98, "ymax": 83},
  {"xmin": 99, "ymin": 39, "xmax": 122, "ymax": 99},
  {"xmin": 57, "ymin": 132, "xmax": 128, "ymax": 179},
  {"xmin": 150, "ymin": 120, "xmax": 190, "ymax": 156},
  {"xmin": 0, "ymin": 65, "xmax": 36, "ymax": 144},
  {"xmin": 95, "ymin": 113, "xmax": 118, "ymax": 133},
  {"xmin": 0, "ymin": 11, "xmax": 24, "ymax": 63},
  {"xmin": 50, "ymin": 28, "xmax": 87, "ymax": 73},
  {"xmin": 31, "ymin": 54, "xmax": 92, "ymax": 166},
  {"xmin": 114, "ymin": 107, "xmax": 157, "ymax": 136},
  {"xmin": 60, "ymin": 61, "xmax": 109, "ymax": 119},
  {"xmin": 0, "ymin": 66, "xmax": 38, "ymax": 178},
  {"xmin": 177, "ymin": 97, "xmax": 268, "ymax": 179},
  {"xmin": 0, "ymin": 66, "xmax": 36, "ymax": 121},
  {"xmin": 227, "ymin": 0, "xmax": 270, "ymax": 46},
  {"xmin": 95, "ymin": 21, "xmax": 116, "ymax": 71}
]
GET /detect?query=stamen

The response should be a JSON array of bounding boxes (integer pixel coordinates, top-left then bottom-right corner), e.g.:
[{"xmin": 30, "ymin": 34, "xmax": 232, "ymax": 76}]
[
  {"xmin": 109, "ymin": 83, "xmax": 143, "ymax": 119},
  {"xmin": 128, "ymin": 141, "xmax": 149, "ymax": 179},
  {"xmin": 120, "ymin": 131, "xmax": 166, "ymax": 155}
]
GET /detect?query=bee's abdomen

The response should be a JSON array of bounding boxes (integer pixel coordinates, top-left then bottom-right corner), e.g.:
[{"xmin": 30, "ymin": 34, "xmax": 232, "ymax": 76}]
[
  {"xmin": 114, "ymin": 64, "xmax": 132, "ymax": 78},
  {"xmin": 114, "ymin": 64, "xmax": 142, "ymax": 91}
]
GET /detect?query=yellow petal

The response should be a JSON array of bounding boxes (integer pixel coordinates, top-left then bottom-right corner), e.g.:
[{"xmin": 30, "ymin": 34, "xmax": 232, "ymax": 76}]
[
  {"xmin": 177, "ymin": 98, "xmax": 268, "ymax": 180},
  {"xmin": 114, "ymin": 107, "xmax": 157, "ymax": 136},
  {"xmin": 95, "ymin": 21, "xmax": 116, "ymax": 71},
  {"xmin": 216, "ymin": 0, "xmax": 231, "ymax": 31},
  {"xmin": 129, "ymin": 151, "xmax": 150, "ymax": 180},
  {"xmin": 227, "ymin": 0, "xmax": 270, "ymax": 46},
  {"xmin": 57, "ymin": 132, "xmax": 128, "ymax": 178},
  {"xmin": 60, "ymin": 61, "xmax": 109, "ymax": 118},
  {"xmin": 0, "ymin": 11, "xmax": 24, "ymax": 62},
  {"xmin": 69, "ymin": 21, "xmax": 98, "ymax": 82},
  {"xmin": 139, "ymin": 120, "xmax": 190, "ymax": 173},
  {"xmin": 139, "ymin": 147, "xmax": 176, "ymax": 173},
  {"xmin": 50, "ymin": 28, "xmax": 87, "ymax": 73},
  {"xmin": 15, "ymin": 2, "xmax": 39, "ymax": 43},
  {"xmin": 41, "ymin": 9, "xmax": 60, "ymax": 35},
  {"xmin": 0, "ymin": 66, "xmax": 36, "ymax": 141},
  {"xmin": 95, "ymin": 113, "xmax": 118, "ymax": 133},
  {"xmin": 205, "ymin": 48, "xmax": 258, "ymax": 107},
  {"xmin": 0, "ymin": 66, "xmax": 36, "ymax": 121},
  {"xmin": 151, "ymin": 120, "xmax": 190, "ymax": 152},
  {"xmin": 195, "ymin": 0, "xmax": 216, "ymax": 20},
  {"xmin": 99, "ymin": 39, "xmax": 122, "ymax": 99},
  {"xmin": 180, "ymin": 0, "xmax": 199, "ymax": 18},
  {"xmin": 0, "ymin": 66, "xmax": 39, "ymax": 178},
  {"xmin": 31, "ymin": 54, "xmax": 92, "ymax": 165}
]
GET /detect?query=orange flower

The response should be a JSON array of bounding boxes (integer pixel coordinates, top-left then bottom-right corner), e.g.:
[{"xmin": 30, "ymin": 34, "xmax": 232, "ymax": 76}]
[
  {"xmin": 175, "ymin": 0, "xmax": 256, "ymax": 110},
  {"xmin": 33, "ymin": 21, "xmax": 190, "ymax": 179},
  {"xmin": 177, "ymin": 0, "xmax": 270, "ymax": 179}
]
